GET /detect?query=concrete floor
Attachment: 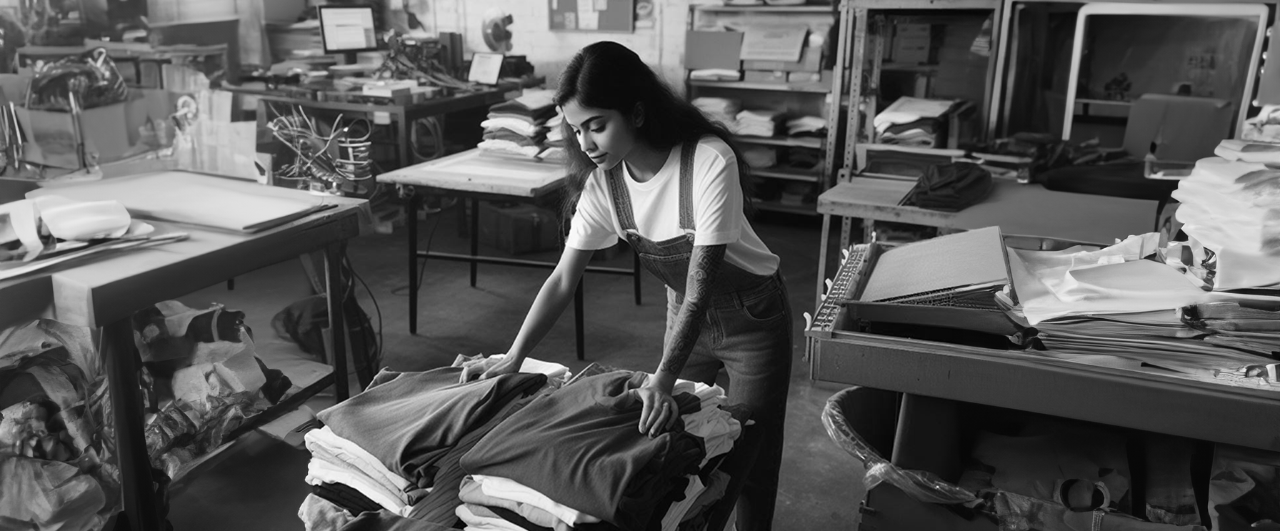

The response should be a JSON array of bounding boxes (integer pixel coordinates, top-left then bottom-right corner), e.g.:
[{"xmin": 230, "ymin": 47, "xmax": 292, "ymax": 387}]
[{"xmin": 165, "ymin": 203, "xmax": 865, "ymax": 530}]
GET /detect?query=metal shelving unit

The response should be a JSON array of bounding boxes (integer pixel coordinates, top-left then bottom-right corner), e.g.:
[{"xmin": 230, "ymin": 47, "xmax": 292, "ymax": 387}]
[{"xmin": 686, "ymin": 4, "xmax": 839, "ymax": 216}]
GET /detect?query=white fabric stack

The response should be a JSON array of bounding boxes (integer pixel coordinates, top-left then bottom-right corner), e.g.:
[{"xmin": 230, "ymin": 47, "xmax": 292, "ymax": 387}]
[
  {"xmin": 693, "ymin": 97, "xmax": 741, "ymax": 129},
  {"xmin": 454, "ymin": 379, "xmax": 743, "ymax": 531},
  {"xmin": 732, "ymin": 109, "xmax": 781, "ymax": 137},
  {"xmin": 1172, "ymin": 142, "xmax": 1280, "ymax": 290},
  {"xmin": 785, "ymin": 115, "xmax": 826, "ymax": 137}
]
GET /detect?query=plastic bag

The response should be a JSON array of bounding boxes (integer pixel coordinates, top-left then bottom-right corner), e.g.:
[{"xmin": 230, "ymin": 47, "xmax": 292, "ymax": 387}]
[{"xmin": 26, "ymin": 48, "xmax": 129, "ymax": 112}]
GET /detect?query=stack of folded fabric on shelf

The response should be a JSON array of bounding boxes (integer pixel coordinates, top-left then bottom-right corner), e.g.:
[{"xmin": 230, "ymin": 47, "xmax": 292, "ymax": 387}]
[
  {"xmin": 480, "ymin": 90, "xmax": 557, "ymax": 158},
  {"xmin": 1171, "ymin": 140, "xmax": 1280, "ymax": 291},
  {"xmin": 873, "ymin": 97, "xmax": 957, "ymax": 148},
  {"xmin": 785, "ymin": 115, "xmax": 827, "ymax": 139},
  {"xmin": 741, "ymin": 145, "xmax": 778, "ymax": 169},
  {"xmin": 732, "ymin": 109, "xmax": 781, "ymax": 138},
  {"xmin": 689, "ymin": 69, "xmax": 742, "ymax": 81},
  {"xmin": 692, "ymin": 97, "xmax": 740, "ymax": 129},
  {"xmin": 458, "ymin": 367, "xmax": 746, "ymax": 531},
  {"xmin": 542, "ymin": 110, "xmax": 567, "ymax": 161}
]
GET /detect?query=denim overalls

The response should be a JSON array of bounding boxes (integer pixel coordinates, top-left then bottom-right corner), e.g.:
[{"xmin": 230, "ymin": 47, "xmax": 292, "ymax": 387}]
[{"xmin": 604, "ymin": 140, "xmax": 793, "ymax": 531}]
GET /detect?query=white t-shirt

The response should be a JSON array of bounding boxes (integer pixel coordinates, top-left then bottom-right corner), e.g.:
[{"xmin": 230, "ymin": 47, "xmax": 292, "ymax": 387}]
[{"xmin": 565, "ymin": 136, "xmax": 780, "ymax": 277}]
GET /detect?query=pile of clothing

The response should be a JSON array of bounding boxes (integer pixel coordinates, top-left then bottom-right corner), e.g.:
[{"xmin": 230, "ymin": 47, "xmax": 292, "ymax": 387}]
[
  {"xmin": 740, "ymin": 146, "xmax": 777, "ymax": 169},
  {"xmin": 1171, "ymin": 140, "xmax": 1280, "ymax": 290},
  {"xmin": 480, "ymin": 90, "xmax": 557, "ymax": 159},
  {"xmin": 0, "ymin": 319, "xmax": 117, "ymax": 531},
  {"xmin": 873, "ymin": 97, "xmax": 957, "ymax": 148},
  {"xmin": 692, "ymin": 97, "xmax": 740, "ymax": 130},
  {"xmin": 458, "ymin": 368, "xmax": 743, "ymax": 531},
  {"xmin": 542, "ymin": 110, "xmax": 566, "ymax": 161},
  {"xmin": 785, "ymin": 115, "xmax": 826, "ymax": 139},
  {"xmin": 298, "ymin": 360, "xmax": 745, "ymax": 531},
  {"xmin": 731, "ymin": 109, "xmax": 781, "ymax": 138}
]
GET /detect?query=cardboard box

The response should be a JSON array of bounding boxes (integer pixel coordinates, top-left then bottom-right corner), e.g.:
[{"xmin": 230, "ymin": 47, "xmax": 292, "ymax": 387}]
[
  {"xmin": 744, "ymin": 70, "xmax": 788, "ymax": 84},
  {"xmin": 11, "ymin": 85, "xmax": 177, "ymax": 170},
  {"xmin": 478, "ymin": 201, "xmax": 562, "ymax": 255},
  {"xmin": 892, "ymin": 24, "xmax": 933, "ymax": 64},
  {"xmin": 685, "ymin": 30, "xmax": 745, "ymax": 71},
  {"xmin": 1122, "ymin": 93, "xmax": 1234, "ymax": 163},
  {"xmin": 741, "ymin": 44, "xmax": 822, "ymax": 73}
]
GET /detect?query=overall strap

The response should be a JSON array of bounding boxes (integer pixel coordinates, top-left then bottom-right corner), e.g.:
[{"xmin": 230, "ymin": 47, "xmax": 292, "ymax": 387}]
[
  {"xmin": 605, "ymin": 165, "xmax": 638, "ymax": 232},
  {"xmin": 678, "ymin": 140, "xmax": 698, "ymax": 232}
]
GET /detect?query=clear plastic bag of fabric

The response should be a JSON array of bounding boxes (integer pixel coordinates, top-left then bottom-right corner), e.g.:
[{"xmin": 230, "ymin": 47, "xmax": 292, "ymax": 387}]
[{"xmin": 26, "ymin": 48, "xmax": 129, "ymax": 112}]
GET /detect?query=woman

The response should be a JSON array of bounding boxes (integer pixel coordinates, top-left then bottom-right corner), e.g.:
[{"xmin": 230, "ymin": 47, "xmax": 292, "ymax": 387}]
[{"xmin": 461, "ymin": 41, "xmax": 793, "ymax": 531}]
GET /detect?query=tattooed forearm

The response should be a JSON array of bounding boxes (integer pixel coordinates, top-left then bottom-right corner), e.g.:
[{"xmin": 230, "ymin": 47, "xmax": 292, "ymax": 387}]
[{"xmin": 658, "ymin": 245, "xmax": 726, "ymax": 378}]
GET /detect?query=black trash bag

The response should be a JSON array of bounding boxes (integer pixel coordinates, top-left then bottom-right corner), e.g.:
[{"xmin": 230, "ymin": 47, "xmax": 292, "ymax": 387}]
[
  {"xmin": 900, "ymin": 162, "xmax": 995, "ymax": 212},
  {"xmin": 271, "ymin": 294, "xmax": 377, "ymax": 384},
  {"xmin": 26, "ymin": 47, "xmax": 129, "ymax": 111}
]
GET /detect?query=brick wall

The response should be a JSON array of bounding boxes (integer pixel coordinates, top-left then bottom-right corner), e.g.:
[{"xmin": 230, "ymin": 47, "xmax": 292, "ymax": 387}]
[{"xmin": 420, "ymin": 0, "xmax": 692, "ymax": 91}]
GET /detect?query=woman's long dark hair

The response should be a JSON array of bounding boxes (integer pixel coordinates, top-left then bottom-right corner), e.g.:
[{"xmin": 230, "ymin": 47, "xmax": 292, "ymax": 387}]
[{"xmin": 554, "ymin": 41, "xmax": 752, "ymax": 221}]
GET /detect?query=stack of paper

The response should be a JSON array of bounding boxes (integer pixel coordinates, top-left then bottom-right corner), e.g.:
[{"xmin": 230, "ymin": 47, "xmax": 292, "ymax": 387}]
[{"xmin": 1173, "ymin": 143, "xmax": 1280, "ymax": 289}]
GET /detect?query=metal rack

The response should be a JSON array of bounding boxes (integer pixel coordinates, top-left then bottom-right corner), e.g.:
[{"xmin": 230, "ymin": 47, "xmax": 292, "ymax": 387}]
[{"xmin": 685, "ymin": 4, "xmax": 842, "ymax": 216}]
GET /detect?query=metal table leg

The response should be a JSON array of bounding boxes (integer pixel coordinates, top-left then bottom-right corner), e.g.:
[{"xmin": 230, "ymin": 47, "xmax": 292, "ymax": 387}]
[
  {"xmin": 326, "ymin": 243, "xmax": 350, "ymax": 402},
  {"xmin": 470, "ymin": 198, "xmax": 479, "ymax": 288},
  {"xmin": 407, "ymin": 193, "xmax": 419, "ymax": 335},
  {"xmin": 102, "ymin": 320, "xmax": 162, "ymax": 531}
]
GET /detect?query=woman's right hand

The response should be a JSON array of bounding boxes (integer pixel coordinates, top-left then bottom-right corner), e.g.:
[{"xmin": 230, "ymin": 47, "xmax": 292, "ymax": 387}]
[{"xmin": 458, "ymin": 354, "xmax": 522, "ymax": 383}]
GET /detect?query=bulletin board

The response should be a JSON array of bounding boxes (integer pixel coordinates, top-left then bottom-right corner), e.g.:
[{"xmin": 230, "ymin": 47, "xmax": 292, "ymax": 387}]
[{"xmin": 548, "ymin": 0, "xmax": 636, "ymax": 33}]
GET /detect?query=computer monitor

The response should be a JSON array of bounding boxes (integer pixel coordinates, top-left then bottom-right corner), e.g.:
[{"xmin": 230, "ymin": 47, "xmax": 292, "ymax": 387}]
[{"xmin": 318, "ymin": 5, "xmax": 378, "ymax": 64}]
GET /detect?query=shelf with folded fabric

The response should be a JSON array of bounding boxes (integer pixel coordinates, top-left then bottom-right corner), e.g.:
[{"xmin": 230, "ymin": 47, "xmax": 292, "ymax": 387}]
[
  {"xmin": 692, "ymin": 5, "xmax": 834, "ymax": 13},
  {"xmin": 751, "ymin": 198, "xmax": 820, "ymax": 216},
  {"xmin": 753, "ymin": 168, "xmax": 823, "ymax": 182},
  {"xmin": 732, "ymin": 135, "xmax": 825, "ymax": 149},
  {"xmin": 688, "ymin": 80, "xmax": 831, "ymax": 93}
]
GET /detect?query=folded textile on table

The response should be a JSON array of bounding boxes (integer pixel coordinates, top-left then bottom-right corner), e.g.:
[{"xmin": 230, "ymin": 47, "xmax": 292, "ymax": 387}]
[
  {"xmin": 483, "ymin": 129, "xmax": 545, "ymax": 147},
  {"xmin": 306, "ymin": 427, "xmax": 416, "ymax": 507},
  {"xmin": 299, "ymin": 492, "xmax": 354, "ymax": 531},
  {"xmin": 461, "ymin": 371, "xmax": 707, "ymax": 531},
  {"xmin": 480, "ymin": 118, "xmax": 546, "ymax": 139},
  {"xmin": 459, "ymin": 476, "xmax": 574, "ymax": 531},
  {"xmin": 488, "ymin": 100, "xmax": 557, "ymax": 124},
  {"xmin": 312, "ymin": 482, "xmax": 383, "ymax": 515},
  {"xmin": 478, "ymin": 140, "xmax": 544, "ymax": 159},
  {"xmin": 340, "ymin": 509, "xmax": 457, "ymax": 531},
  {"xmin": 307, "ymin": 458, "xmax": 414, "ymax": 516},
  {"xmin": 879, "ymin": 119, "xmax": 940, "ymax": 148},
  {"xmin": 317, "ymin": 367, "xmax": 547, "ymax": 490},
  {"xmin": 457, "ymin": 503, "xmax": 530, "ymax": 531},
  {"xmin": 898, "ymin": 162, "xmax": 992, "ymax": 212}
]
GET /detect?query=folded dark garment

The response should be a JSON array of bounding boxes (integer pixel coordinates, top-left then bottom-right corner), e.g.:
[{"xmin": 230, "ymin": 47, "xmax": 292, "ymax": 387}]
[
  {"xmin": 313, "ymin": 483, "xmax": 382, "ymax": 515},
  {"xmin": 900, "ymin": 162, "xmax": 994, "ymax": 212}
]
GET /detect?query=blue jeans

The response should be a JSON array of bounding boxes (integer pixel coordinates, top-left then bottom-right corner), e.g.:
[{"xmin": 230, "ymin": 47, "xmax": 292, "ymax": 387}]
[{"xmin": 665, "ymin": 273, "xmax": 794, "ymax": 531}]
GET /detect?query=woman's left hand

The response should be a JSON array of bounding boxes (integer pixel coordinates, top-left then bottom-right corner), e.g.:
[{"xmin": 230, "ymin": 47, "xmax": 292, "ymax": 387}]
[{"xmin": 634, "ymin": 384, "xmax": 679, "ymax": 437}]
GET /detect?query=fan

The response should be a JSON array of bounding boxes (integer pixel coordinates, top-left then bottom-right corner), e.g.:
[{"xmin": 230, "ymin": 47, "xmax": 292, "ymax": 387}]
[{"xmin": 482, "ymin": 9, "xmax": 513, "ymax": 53}]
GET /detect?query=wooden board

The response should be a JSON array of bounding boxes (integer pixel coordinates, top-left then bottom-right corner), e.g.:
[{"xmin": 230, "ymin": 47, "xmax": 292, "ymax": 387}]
[
  {"xmin": 377, "ymin": 149, "xmax": 569, "ymax": 198},
  {"xmin": 818, "ymin": 178, "xmax": 1159, "ymax": 245},
  {"xmin": 29, "ymin": 172, "xmax": 337, "ymax": 233}
]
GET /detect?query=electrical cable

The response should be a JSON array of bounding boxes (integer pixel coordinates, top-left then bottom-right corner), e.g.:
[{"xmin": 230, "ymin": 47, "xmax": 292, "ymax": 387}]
[
  {"xmin": 390, "ymin": 195, "xmax": 449, "ymax": 297},
  {"xmin": 343, "ymin": 252, "xmax": 384, "ymax": 372}
]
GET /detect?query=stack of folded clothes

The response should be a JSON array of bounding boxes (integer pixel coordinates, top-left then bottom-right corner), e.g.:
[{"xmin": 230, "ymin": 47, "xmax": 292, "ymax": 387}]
[
  {"xmin": 541, "ymin": 110, "xmax": 567, "ymax": 161},
  {"xmin": 873, "ymin": 97, "xmax": 957, "ymax": 148},
  {"xmin": 297, "ymin": 360, "xmax": 744, "ymax": 531},
  {"xmin": 692, "ymin": 97, "xmax": 741, "ymax": 129},
  {"xmin": 480, "ymin": 90, "xmax": 557, "ymax": 158},
  {"xmin": 732, "ymin": 109, "xmax": 781, "ymax": 138},
  {"xmin": 457, "ymin": 368, "xmax": 746, "ymax": 531},
  {"xmin": 878, "ymin": 120, "xmax": 941, "ymax": 147},
  {"xmin": 300, "ymin": 357, "xmax": 571, "ymax": 526},
  {"xmin": 785, "ymin": 115, "xmax": 826, "ymax": 138},
  {"xmin": 741, "ymin": 145, "xmax": 778, "ymax": 169}
]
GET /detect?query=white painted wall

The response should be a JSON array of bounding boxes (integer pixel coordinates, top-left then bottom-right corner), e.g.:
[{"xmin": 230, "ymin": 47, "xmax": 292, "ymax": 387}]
[{"xmin": 416, "ymin": 0, "xmax": 692, "ymax": 90}]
